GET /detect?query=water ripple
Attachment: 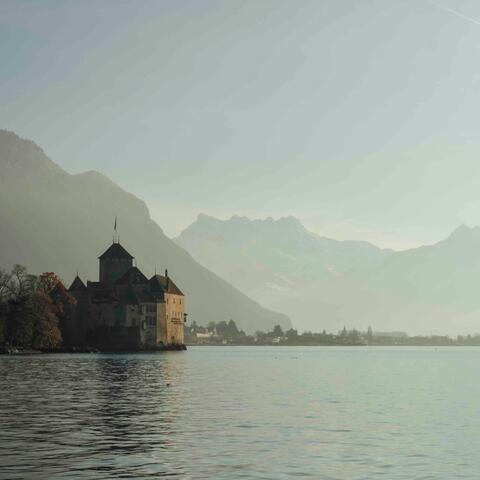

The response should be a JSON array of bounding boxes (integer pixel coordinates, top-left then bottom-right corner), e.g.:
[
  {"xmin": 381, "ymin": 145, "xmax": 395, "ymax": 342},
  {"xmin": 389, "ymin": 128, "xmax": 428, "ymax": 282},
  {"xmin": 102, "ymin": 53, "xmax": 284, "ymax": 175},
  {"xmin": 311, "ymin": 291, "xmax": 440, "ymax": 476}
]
[{"xmin": 1, "ymin": 347, "xmax": 480, "ymax": 479}]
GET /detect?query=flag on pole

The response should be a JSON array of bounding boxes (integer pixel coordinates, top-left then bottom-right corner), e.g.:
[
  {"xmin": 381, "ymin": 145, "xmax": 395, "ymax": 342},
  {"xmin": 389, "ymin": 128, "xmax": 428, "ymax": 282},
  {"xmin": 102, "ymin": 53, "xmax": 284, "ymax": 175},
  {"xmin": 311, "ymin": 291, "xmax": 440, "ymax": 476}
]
[{"xmin": 114, "ymin": 216, "xmax": 117, "ymax": 231}]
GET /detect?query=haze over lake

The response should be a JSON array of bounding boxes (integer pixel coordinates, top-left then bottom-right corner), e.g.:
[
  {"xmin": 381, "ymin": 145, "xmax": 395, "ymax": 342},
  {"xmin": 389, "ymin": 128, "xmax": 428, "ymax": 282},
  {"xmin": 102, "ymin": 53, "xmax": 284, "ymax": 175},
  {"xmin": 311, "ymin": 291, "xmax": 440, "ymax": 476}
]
[
  {"xmin": 3, "ymin": 1, "xmax": 480, "ymax": 478},
  {"xmin": 2, "ymin": 347, "xmax": 480, "ymax": 479}
]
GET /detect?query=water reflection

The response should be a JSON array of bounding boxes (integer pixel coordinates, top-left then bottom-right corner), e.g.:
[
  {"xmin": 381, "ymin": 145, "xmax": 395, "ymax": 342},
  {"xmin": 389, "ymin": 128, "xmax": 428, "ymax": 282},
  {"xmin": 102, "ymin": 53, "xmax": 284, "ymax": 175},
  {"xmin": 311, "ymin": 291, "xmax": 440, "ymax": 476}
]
[
  {"xmin": 2, "ymin": 348, "xmax": 480, "ymax": 479},
  {"xmin": 0, "ymin": 353, "xmax": 187, "ymax": 479}
]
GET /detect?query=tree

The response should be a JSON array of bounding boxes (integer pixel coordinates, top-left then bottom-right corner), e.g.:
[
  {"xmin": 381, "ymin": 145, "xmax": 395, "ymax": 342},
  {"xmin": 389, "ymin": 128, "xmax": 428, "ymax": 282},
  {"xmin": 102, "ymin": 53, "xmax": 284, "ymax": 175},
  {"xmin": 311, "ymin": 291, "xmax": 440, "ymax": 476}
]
[
  {"xmin": 255, "ymin": 330, "xmax": 267, "ymax": 344},
  {"xmin": 0, "ymin": 268, "xmax": 12, "ymax": 304},
  {"xmin": 3, "ymin": 266, "xmax": 37, "ymax": 347},
  {"xmin": 348, "ymin": 328, "xmax": 360, "ymax": 344},
  {"xmin": 34, "ymin": 272, "xmax": 75, "ymax": 349},
  {"xmin": 6, "ymin": 296, "xmax": 36, "ymax": 347},
  {"xmin": 9, "ymin": 265, "xmax": 37, "ymax": 301},
  {"xmin": 286, "ymin": 328, "xmax": 298, "ymax": 340},
  {"xmin": 0, "ymin": 268, "xmax": 11, "ymax": 344},
  {"xmin": 216, "ymin": 321, "xmax": 229, "ymax": 336},
  {"xmin": 37, "ymin": 272, "xmax": 75, "ymax": 317},
  {"xmin": 207, "ymin": 321, "xmax": 216, "ymax": 333},
  {"xmin": 34, "ymin": 272, "xmax": 76, "ymax": 348},
  {"xmin": 227, "ymin": 319, "xmax": 239, "ymax": 336},
  {"xmin": 1, "ymin": 269, "xmax": 74, "ymax": 349},
  {"xmin": 32, "ymin": 289, "xmax": 62, "ymax": 349},
  {"xmin": 272, "ymin": 325, "xmax": 283, "ymax": 337},
  {"xmin": 367, "ymin": 326, "xmax": 373, "ymax": 343}
]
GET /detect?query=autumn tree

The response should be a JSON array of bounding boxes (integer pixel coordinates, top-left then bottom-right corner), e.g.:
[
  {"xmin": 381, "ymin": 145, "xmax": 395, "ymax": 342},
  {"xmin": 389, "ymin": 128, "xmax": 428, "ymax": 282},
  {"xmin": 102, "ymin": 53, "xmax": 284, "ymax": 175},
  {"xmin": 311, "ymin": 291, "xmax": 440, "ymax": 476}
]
[
  {"xmin": 1, "ymin": 268, "xmax": 75, "ymax": 350},
  {"xmin": 32, "ymin": 289, "xmax": 61, "ymax": 349},
  {"xmin": 33, "ymin": 272, "xmax": 75, "ymax": 349}
]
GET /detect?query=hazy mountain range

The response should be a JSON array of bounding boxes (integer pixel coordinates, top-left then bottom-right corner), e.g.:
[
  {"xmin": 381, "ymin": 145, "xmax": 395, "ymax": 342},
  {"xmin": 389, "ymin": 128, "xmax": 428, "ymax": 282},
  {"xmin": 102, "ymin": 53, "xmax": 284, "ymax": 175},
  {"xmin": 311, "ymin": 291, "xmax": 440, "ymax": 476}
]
[
  {"xmin": 176, "ymin": 215, "xmax": 480, "ymax": 335},
  {"xmin": 4, "ymin": 129, "xmax": 480, "ymax": 337},
  {"xmin": 0, "ymin": 130, "xmax": 291, "ymax": 333}
]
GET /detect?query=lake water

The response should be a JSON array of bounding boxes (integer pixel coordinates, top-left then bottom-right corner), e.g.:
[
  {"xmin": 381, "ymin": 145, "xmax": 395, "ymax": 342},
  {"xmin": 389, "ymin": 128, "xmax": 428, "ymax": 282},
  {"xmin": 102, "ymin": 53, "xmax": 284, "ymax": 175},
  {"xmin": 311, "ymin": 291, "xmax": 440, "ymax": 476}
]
[{"xmin": 1, "ymin": 346, "xmax": 480, "ymax": 479}]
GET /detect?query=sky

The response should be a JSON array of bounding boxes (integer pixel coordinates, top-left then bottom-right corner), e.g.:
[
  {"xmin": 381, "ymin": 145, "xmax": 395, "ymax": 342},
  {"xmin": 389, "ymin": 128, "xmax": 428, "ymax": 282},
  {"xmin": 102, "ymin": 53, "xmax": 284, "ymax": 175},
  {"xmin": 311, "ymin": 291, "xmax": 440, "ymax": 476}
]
[{"xmin": 2, "ymin": 0, "xmax": 480, "ymax": 249}]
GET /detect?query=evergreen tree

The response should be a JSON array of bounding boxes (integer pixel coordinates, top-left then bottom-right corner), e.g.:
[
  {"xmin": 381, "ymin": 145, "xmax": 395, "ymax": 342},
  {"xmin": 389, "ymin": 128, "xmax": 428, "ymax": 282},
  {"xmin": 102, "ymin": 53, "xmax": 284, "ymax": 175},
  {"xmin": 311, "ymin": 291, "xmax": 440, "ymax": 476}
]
[
  {"xmin": 272, "ymin": 325, "xmax": 283, "ymax": 337},
  {"xmin": 227, "ymin": 319, "xmax": 239, "ymax": 336}
]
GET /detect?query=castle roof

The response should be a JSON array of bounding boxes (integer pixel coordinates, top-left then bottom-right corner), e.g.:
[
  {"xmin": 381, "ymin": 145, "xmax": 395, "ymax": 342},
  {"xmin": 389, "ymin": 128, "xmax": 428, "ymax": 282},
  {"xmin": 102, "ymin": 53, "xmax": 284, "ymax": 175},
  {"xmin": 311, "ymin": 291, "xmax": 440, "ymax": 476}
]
[
  {"xmin": 85, "ymin": 281, "xmax": 117, "ymax": 302},
  {"xmin": 149, "ymin": 274, "xmax": 184, "ymax": 296},
  {"xmin": 116, "ymin": 285, "xmax": 155, "ymax": 305},
  {"xmin": 115, "ymin": 266, "xmax": 148, "ymax": 285},
  {"xmin": 68, "ymin": 275, "xmax": 87, "ymax": 292},
  {"xmin": 98, "ymin": 242, "xmax": 134, "ymax": 260}
]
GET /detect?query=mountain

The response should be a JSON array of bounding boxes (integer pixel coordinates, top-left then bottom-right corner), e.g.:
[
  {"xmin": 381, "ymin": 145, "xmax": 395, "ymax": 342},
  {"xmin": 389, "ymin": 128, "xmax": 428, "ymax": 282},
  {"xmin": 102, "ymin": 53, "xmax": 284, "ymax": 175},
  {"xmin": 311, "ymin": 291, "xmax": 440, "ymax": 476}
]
[
  {"xmin": 176, "ymin": 214, "xmax": 391, "ymax": 326},
  {"xmin": 348, "ymin": 224, "xmax": 480, "ymax": 313},
  {"xmin": 176, "ymin": 215, "xmax": 480, "ymax": 335},
  {"xmin": 0, "ymin": 130, "xmax": 291, "ymax": 333}
]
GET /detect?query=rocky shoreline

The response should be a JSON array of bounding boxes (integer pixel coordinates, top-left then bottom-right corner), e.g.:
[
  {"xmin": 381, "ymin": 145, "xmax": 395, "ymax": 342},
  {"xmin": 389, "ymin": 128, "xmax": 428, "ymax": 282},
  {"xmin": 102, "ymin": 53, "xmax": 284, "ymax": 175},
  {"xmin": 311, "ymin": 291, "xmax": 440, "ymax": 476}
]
[{"xmin": 0, "ymin": 344, "xmax": 187, "ymax": 355}]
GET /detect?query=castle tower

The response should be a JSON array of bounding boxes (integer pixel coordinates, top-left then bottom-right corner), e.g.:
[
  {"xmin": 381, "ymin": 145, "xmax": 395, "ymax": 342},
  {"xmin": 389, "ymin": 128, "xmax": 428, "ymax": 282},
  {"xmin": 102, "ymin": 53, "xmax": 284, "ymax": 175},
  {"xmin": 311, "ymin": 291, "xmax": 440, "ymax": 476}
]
[{"xmin": 98, "ymin": 242, "xmax": 134, "ymax": 286}]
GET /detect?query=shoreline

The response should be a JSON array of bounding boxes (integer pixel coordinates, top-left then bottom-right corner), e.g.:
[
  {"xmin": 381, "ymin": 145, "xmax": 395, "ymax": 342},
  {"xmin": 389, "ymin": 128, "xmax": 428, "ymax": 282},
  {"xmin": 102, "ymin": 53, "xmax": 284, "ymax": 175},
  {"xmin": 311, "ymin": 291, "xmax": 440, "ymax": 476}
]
[
  {"xmin": 5, "ymin": 344, "xmax": 480, "ymax": 355},
  {"xmin": 0, "ymin": 344, "xmax": 187, "ymax": 355}
]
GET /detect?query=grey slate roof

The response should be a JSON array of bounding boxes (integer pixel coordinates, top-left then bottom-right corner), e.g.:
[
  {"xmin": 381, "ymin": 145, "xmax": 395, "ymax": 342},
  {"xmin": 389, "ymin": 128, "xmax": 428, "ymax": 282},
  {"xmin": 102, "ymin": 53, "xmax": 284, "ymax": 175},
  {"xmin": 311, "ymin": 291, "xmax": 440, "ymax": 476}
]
[
  {"xmin": 149, "ymin": 274, "xmax": 184, "ymax": 296},
  {"xmin": 115, "ymin": 266, "xmax": 148, "ymax": 285},
  {"xmin": 98, "ymin": 242, "xmax": 134, "ymax": 260},
  {"xmin": 116, "ymin": 285, "xmax": 155, "ymax": 304},
  {"xmin": 69, "ymin": 275, "xmax": 87, "ymax": 291}
]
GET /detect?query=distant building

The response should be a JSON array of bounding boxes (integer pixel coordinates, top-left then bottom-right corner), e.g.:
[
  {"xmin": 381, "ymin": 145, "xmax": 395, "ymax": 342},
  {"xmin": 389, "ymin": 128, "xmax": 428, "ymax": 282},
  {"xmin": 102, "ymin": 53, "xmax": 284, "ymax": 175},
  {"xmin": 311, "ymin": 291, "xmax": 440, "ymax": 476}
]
[{"xmin": 67, "ymin": 241, "xmax": 185, "ymax": 350}]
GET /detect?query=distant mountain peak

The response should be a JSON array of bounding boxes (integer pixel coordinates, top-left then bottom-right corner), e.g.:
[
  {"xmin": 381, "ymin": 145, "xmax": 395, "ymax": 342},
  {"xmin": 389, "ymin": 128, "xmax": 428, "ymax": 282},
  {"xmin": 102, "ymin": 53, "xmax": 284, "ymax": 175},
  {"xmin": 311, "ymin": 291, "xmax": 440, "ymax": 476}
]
[
  {"xmin": 0, "ymin": 129, "xmax": 65, "ymax": 179},
  {"xmin": 194, "ymin": 213, "xmax": 305, "ymax": 228},
  {"xmin": 445, "ymin": 224, "xmax": 480, "ymax": 243},
  {"xmin": 180, "ymin": 213, "xmax": 309, "ymax": 240}
]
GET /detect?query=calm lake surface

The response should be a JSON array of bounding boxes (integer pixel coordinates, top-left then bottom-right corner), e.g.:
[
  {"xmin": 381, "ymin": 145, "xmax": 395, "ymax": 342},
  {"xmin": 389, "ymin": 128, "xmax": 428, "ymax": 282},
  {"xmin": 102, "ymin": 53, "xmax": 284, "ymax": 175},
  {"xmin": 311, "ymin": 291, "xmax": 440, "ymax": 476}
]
[{"xmin": 1, "ymin": 346, "xmax": 480, "ymax": 479}]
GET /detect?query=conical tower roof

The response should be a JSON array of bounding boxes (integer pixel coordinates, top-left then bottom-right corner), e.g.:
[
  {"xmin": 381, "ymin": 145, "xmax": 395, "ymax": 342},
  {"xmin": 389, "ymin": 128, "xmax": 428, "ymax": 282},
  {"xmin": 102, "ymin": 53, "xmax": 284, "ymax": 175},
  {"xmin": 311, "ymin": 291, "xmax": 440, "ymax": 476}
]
[
  {"xmin": 98, "ymin": 242, "xmax": 134, "ymax": 260},
  {"xmin": 69, "ymin": 275, "xmax": 87, "ymax": 291}
]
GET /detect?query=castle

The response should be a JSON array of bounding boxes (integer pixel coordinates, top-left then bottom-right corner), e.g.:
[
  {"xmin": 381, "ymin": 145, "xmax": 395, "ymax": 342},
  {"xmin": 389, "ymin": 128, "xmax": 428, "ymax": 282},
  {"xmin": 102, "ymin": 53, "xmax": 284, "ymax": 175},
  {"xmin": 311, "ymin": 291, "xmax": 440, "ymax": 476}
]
[{"xmin": 67, "ymin": 240, "xmax": 185, "ymax": 350}]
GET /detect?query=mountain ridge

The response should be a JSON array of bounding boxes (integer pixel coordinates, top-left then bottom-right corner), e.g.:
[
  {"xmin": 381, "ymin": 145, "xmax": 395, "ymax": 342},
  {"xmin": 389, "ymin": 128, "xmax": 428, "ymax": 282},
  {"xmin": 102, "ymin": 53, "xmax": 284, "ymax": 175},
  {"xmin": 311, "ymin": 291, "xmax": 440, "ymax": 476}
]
[
  {"xmin": 176, "ymin": 213, "xmax": 480, "ymax": 335},
  {"xmin": 0, "ymin": 130, "xmax": 291, "ymax": 333}
]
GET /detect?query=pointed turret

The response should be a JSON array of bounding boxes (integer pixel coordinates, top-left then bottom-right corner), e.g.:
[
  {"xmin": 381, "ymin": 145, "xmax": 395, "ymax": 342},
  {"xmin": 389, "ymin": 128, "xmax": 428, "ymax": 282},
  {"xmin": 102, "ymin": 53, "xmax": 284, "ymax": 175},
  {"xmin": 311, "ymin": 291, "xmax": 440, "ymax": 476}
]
[
  {"xmin": 68, "ymin": 275, "xmax": 87, "ymax": 292},
  {"xmin": 149, "ymin": 273, "xmax": 184, "ymax": 296},
  {"xmin": 98, "ymin": 241, "xmax": 134, "ymax": 286}
]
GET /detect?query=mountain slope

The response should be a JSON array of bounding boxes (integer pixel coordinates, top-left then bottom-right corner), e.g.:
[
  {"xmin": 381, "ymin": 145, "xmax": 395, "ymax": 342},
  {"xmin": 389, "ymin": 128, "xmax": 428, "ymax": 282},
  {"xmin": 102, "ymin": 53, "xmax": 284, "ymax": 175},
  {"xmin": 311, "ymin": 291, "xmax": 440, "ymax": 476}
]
[
  {"xmin": 349, "ymin": 225, "xmax": 480, "ymax": 312},
  {"xmin": 0, "ymin": 130, "xmax": 291, "ymax": 333},
  {"xmin": 176, "ymin": 214, "xmax": 480, "ymax": 335},
  {"xmin": 176, "ymin": 214, "xmax": 391, "ymax": 306}
]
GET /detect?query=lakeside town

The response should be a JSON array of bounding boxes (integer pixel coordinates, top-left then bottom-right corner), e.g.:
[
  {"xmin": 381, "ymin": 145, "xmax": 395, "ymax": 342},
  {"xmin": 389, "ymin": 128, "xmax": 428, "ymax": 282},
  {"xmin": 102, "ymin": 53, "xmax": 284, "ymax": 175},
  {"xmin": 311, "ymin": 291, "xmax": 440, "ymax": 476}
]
[{"xmin": 186, "ymin": 320, "xmax": 480, "ymax": 347}]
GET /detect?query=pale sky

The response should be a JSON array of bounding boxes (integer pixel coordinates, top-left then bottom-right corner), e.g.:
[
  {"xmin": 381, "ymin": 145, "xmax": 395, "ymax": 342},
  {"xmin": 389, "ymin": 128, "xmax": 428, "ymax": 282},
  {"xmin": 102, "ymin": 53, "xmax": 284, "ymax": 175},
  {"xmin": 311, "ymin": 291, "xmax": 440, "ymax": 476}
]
[{"xmin": 2, "ymin": 0, "xmax": 480, "ymax": 249}]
